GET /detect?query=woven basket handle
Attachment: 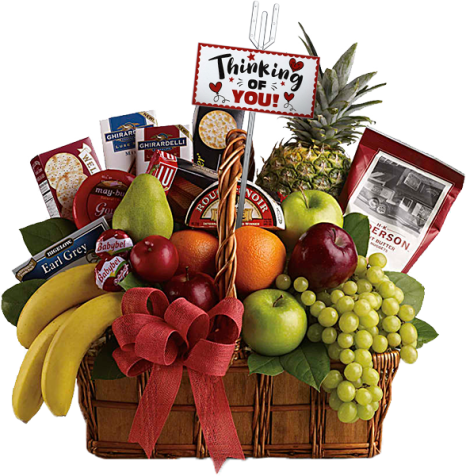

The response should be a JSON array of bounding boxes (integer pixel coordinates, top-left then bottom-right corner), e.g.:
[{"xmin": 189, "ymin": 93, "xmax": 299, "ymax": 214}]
[{"xmin": 215, "ymin": 129, "xmax": 252, "ymax": 299}]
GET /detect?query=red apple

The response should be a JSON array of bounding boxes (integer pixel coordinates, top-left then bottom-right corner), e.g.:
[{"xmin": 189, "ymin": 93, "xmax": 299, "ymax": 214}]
[
  {"xmin": 130, "ymin": 235, "xmax": 179, "ymax": 283},
  {"xmin": 288, "ymin": 223, "xmax": 358, "ymax": 292},
  {"xmin": 164, "ymin": 268, "xmax": 219, "ymax": 312}
]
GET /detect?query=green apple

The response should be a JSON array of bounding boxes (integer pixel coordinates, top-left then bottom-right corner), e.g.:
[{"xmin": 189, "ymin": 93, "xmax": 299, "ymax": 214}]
[
  {"xmin": 278, "ymin": 190, "xmax": 343, "ymax": 250},
  {"xmin": 242, "ymin": 289, "xmax": 307, "ymax": 356}
]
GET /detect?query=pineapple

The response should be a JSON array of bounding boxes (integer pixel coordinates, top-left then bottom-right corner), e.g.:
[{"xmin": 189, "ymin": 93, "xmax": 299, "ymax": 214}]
[{"xmin": 256, "ymin": 24, "xmax": 386, "ymax": 200}]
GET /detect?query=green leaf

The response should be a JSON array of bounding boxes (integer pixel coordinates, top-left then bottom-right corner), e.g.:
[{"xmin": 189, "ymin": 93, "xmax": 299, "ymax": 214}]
[
  {"xmin": 118, "ymin": 273, "xmax": 157, "ymax": 292},
  {"xmin": 412, "ymin": 318, "xmax": 438, "ymax": 346},
  {"xmin": 343, "ymin": 213, "xmax": 370, "ymax": 256},
  {"xmin": 280, "ymin": 340, "xmax": 330, "ymax": 390},
  {"xmin": 322, "ymin": 69, "xmax": 340, "ymax": 104},
  {"xmin": 333, "ymin": 43, "xmax": 357, "ymax": 88},
  {"xmin": 385, "ymin": 272, "xmax": 425, "ymax": 315},
  {"xmin": 91, "ymin": 336, "xmax": 126, "ymax": 380},
  {"xmin": 2, "ymin": 279, "xmax": 46, "ymax": 326},
  {"xmin": 20, "ymin": 218, "xmax": 77, "ymax": 256},
  {"xmin": 248, "ymin": 353, "xmax": 284, "ymax": 376}
]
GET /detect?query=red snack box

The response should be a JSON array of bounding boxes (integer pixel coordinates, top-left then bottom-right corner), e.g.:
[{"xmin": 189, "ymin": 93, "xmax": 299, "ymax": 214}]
[{"xmin": 30, "ymin": 138, "xmax": 101, "ymax": 221}]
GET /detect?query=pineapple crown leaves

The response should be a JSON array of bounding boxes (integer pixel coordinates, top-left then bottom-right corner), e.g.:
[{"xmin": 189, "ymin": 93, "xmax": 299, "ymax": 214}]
[{"xmin": 292, "ymin": 23, "xmax": 386, "ymax": 148}]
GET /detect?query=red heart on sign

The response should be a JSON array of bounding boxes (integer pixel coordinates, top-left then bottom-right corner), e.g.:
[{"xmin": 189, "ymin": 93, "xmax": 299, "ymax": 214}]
[
  {"xmin": 289, "ymin": 58, "xmax": 304, "ymax": 72},
  {"xmin": 284, "ymin": 92, "xmax": 295, "ymax": 102},
  {"xmin": 209, "ymin": 82, "xmax": 222, "ymax": 93}
]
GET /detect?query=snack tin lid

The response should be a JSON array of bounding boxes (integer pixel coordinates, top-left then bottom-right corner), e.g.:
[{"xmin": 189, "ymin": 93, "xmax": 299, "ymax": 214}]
[{"xmin": 73, "ymin": 170, "xmax": 134, "ymax": 229}]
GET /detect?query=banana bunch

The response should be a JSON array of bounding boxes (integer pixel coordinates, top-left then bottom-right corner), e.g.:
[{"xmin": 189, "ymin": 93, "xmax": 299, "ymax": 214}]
[{"xmin": 13, "ymin": 264, "xmax": 124, "ymax": 422}]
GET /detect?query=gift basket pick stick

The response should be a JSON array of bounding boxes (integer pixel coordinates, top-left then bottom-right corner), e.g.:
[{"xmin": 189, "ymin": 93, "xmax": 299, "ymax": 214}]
[{"xmin": 236, "ymin": 1, "xmax": 279, "ymax": 229}]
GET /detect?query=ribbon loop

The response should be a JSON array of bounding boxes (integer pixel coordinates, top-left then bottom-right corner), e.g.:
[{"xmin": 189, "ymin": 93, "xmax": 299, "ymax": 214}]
[{"xmin": 112, "ymin": 287, "xmax": 245, "ymax": 471}]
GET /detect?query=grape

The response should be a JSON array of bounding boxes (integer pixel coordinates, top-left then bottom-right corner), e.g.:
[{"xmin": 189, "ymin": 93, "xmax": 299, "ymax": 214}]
[
  {"xmin": 372, "ymin": 335, "xmax": 388, "ymax": 353},
  {"xmin": 382, "ymin": 316, "xmax": 401, "ymax": 333},
  {"xmin": 327, "ymin": 342, "xmax": 342, "ymax": 360},
  {"xmin": 368, "ymin": 385, "xmax": 383, "ymax": 402},
  {"xmin": 355, "ymin": 330, "xmax": 373, "ymax": 349},
  {"xmin": 354, "ymin": 349, "xmax": 372, "ymax": 368},
  {"xmin": 399, "ymin": 323, "xmax": 418, "ymax": 345},
  {"xmin": 362, "ymin": 368, "xmax": 380, "ymax": 386},
  {"xmin": 322, "ymin": 327, "xmax": 337, "ymax": 344},
  {"xmin": 318, "ymin": 307, "xmax": 339, "ymax": 327},
  {"xmin": 368, "ymin": 253, "xmax": 387, "ymax": 268},
  {"xmin": 382, "ymin": 298, "xmax": 400, "ymax": 316},
  {"xmin": 301, "ymin": 290, "xmax": 317, "ymax": 307},
  {"xmin": 322, "ymin": 370, "xmax": 343, "ymax": 390},
  {"xmin": 358, "ymin": 292, "xmax": 378, "ymax": 309},
  {"xmin": 353, "ymin": 377, "xmax": 363, "ymax": 389},
  {"xmin": 378, "ymin": 281, "xmax": 396, "ymax": 299},
  {"xmin": 400, "ymin": 345, "xmax": 418, "ymax": 364},
  {"xmin": 357, "ymin": 404, "xmax": 375, "ymax": 421},
  {"xmin": 338, "ymin": 333, "xmax": 354, "ymax": 349},
  {"xmin": 329, "ymin": 390, "xmax": 343, "ymax": 411},
  {"xmin": 340, "ymin": 349, "xmax": 355, "ymax": 364},
  {"xmin": 355, "ymin": 256, "xmax": 368, "ymax": 276},
  {"xmin": 355, "ymin": 388, "xmax": 373, "ymax": 406},
  {"xmin": 343, "ymin": 281, "xmax": 358, "ymax": 295},
  {"xmin": 338, "ymin": 402, "xmax": 358, "ymax": 423},
  {"xmin": 367, "ymin": 266, "xmax": 384, "ymax": 285},
  {"xmin": 372, "ymin": 292, "xmax": 383, "ymax": 310},
  {"xmin": 360, "ymin": 309, "xmax": 379, "ymax": 327},
  {"xmin": 378, "ymin": 329, "xmax": 388, "ymax": 338},
  {"xmin": 310, "ymin": 301, "xmax": 326, "ymax": 318},
  {"xmin": 307, "ymin": 323, "xmax": 324, "ymax": 342},
  {"xmin": 372, "ymin": 401, "xmax": 380, "ymax": 411},
  {"xmin": 275, "ymin": 274, "xmax": 291, "ymax": 291},
  {"xmin": 294, "ymin": 277, "xmax": 309, "ymax": 293},
  {"xmin": 336, "ymin": 296, "xmax": 355, "ymax": 314},
  {"xmin": 344, "ymin": 362, "xmax": 363, "ymax": 382},
  {"xmin": 331, "ymin": 289, "xmax": 345, "ymax": 304},
  {"xmin": 337, "ymin": 381, "xmax": 356, "ymax": 402},
  {"xmin": 317, "ymin": 291, "xmax": 332, "ymax": 306},
  {"xmin": 357, "ymin": 279, "xmax": 373, "ymax": 294},
  {"xmin": 354, "ymin": 299, "xmax": 372, "ymax": 318},
  {"xmin": 399, "ymin": 304, "xmax": 415, "ymax": 322},
  {"xmin": 366, "ymin": 326, "xmax": 379, "ymax": 337},
  {"xmin": 394, "ymin": 287, "xmax": 405, "ymax": 304},
  {"xmin": 387, "ymin": 332, "xmax": 402, "ymax": 347},
  {"xmin": 339, "ymin": 312, "xmax": 359, "ymax": 333}
]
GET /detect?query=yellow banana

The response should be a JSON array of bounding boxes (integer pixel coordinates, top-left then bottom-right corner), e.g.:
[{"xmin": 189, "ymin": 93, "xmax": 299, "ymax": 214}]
[
  {"xmin": 12, "ymin": 307, "xmax": 77, "ymax": 423},
  {"xmin": 42, "ymin": 292, "xmax": 124, "ymax": 416},
  {"xmin": 17, "ymin": 263, "xmax": 105, "ymax": 348}
]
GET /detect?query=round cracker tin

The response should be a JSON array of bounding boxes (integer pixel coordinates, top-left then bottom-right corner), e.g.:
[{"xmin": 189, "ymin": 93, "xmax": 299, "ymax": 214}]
[{"xmin": 73, "ymin": 170, "xmax": 134, "ymax": 229}]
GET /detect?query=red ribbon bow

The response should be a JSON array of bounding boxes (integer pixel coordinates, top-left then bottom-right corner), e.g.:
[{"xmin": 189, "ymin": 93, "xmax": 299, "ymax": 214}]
[{"xmin": 112, "ymin": 287, "xmax": 245, "ymax": 472}]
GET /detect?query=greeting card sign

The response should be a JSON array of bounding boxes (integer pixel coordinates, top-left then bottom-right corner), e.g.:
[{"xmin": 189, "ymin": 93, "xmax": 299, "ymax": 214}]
[{"xmin": 193, "ymin": 43, "xmax": 320, "ymax": 118}]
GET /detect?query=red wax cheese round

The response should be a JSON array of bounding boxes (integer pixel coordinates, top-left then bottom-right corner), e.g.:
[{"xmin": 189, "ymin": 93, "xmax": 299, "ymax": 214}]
[
  {"xmin": 95, "ymin": 229, "xmax": 133, "ymax": 259},
  {"xmin": 95, "ymin": 255, "xmax": 130, "ymax": 292},
  {"xmin": 73, "ymin": 170, "xmax": 134, "ymax": 229}
]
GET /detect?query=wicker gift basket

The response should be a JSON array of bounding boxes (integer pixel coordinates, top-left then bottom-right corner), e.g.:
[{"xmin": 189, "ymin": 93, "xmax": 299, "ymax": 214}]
[{"xmin": 77, "ymin": 129, "xmax": 401, "ymax": 460}]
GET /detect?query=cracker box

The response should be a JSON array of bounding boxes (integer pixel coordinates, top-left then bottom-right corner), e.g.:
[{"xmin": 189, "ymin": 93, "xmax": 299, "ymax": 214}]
[{"xmin": 30, "ymin": 138, "xmax": 102, "ymax": 221}]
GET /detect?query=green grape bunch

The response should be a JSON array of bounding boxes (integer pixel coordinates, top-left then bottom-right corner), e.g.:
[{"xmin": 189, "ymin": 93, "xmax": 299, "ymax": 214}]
[{"xmin": 274, "ymin": 251, "xmax": 419, "ymax": 425}]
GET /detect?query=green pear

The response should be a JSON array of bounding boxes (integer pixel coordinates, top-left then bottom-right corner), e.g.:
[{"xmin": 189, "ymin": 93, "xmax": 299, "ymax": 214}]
[
  {"xmin": 278, "ymin": 190, "xmax": 343, "ymax": 251},
  {"xmin": 112, "ymin": 174, "xmax": 173, "ymax": 243}
]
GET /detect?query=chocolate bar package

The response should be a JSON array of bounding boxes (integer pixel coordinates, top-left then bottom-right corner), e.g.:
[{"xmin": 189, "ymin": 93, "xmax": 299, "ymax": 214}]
[
  {"xmin": 135, "ymin": 124, "xmax": 193, "ymax": 175},
  {"xmin": 340, "ymin": 128, "xmax": 464, "ymax": 272},
  {"xmin": 100, "ymin": 110, "xmax": 157, "ymax": 174}
]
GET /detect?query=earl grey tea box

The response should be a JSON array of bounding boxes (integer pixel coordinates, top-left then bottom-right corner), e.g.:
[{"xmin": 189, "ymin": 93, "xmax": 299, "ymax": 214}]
[{"xmin": 13, "ymin": 218, "xmax": 109, "ymax": 281}]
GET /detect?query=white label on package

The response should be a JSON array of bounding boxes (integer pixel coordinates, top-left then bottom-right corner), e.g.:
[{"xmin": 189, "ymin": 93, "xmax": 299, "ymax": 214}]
[{"xmin": 344, "ymin": 151, "xmax": 452, "ymax": 271}]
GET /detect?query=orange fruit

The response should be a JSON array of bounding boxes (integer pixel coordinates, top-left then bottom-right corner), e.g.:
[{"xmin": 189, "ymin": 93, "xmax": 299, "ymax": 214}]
[
  {"xmin": 235, "ymin": 226, "xmax": 286, "ymax": 295},
  {"xmin": 170, "ymin": 230, "xmax": 219, "ymax": 276}
]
